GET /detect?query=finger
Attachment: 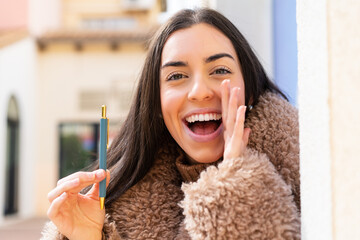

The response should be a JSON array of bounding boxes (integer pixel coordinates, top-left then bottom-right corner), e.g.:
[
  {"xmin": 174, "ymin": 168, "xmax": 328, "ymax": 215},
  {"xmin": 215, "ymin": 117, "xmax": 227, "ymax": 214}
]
[
  {"xmin": 48, "ymin": 170, "xmax": 106, "ymax": 203},
  {"xmin": 221, "ymin": 80, "xmax": 230, "ymax": 124},
  {"xmin": 57, "ymin": 170, "xmax": 97, "ymax": 186},
  {"xmin": 105, "ymin": 169, "xmax": 110, "ymax": 187},
  {"xmin": 243, "ymin": 128, "xmax": 251, "ymax": 146},
  {"xmin": 233, "ymin": 106, "xmax": 246, "ymax": 142},
  {"xmin": 47, "ymin": 192, "xmax": 68, "ymax": 220},
  {"xmin": 48, "ymin": 178, "xmax": 80, "ymax": 203},
  {"xmin": 87, "ymin": 183, "xmax": 100, "ymax": 200},
  {"xmin": 226, "ymin": 87, "xmax": 240, "ymax": 137},
  {"xmin": 57, "ymin": 171, "xmax": 87, "ymax": 186},
  {"xmin": 87, "ymin": 170, "xmax": 110, "ymax": 197}
]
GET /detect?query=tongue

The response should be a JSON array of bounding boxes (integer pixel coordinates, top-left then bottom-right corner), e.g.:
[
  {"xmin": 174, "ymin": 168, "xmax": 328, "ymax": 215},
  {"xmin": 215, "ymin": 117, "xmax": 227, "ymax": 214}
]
[{"xmin": 190, "ymin": 121, "xmax": 218, "ymax": 135}]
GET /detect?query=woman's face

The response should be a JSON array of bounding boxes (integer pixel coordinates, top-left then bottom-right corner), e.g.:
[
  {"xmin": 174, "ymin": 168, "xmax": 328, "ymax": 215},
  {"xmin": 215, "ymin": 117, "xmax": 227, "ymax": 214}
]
[{"xmin": 160, "ymin": 23, "xmax": 245, "ymax": 164}]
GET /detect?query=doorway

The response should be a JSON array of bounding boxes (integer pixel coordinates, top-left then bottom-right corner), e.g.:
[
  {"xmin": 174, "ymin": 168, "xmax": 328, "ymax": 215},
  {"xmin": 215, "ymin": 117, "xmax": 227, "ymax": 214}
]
[{"xmin": 4, "ymin": 96, "xmax": 20, "ymax": 215}]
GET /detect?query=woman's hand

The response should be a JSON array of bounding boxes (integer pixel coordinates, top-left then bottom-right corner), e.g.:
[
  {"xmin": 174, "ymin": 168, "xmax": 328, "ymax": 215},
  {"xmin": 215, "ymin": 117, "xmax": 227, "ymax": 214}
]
[
  {"xmin": 47, "ymin": 169, "xmax": 110, "ymax": 240},
  {"xmin": 221, "ymin": 79, "xmax": 251, "ymax": 160}
]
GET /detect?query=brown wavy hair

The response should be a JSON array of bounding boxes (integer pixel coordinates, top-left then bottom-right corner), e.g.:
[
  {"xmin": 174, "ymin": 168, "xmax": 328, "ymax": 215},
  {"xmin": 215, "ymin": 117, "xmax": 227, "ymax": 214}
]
[{"xmin": 102, "ymin": 8, "xmax": 287, "ymax": 205}]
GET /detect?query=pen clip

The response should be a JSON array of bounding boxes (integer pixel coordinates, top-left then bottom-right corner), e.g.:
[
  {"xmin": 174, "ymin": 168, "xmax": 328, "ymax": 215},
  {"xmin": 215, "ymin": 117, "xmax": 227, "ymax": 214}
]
[
  {"xmin": 102, "ymin": 105, "xmax": 109, "ymax": 149},
  {"xmin": 101, "ymin": 105, "xmax": 106, "ymax": 118}
]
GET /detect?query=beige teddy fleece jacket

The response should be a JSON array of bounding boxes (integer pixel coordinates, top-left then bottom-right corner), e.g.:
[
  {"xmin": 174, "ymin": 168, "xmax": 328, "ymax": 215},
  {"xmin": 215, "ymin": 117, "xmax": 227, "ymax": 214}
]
[{"xmin": 42, "ymin": 91, "xmax": 300, "ymax": 240}]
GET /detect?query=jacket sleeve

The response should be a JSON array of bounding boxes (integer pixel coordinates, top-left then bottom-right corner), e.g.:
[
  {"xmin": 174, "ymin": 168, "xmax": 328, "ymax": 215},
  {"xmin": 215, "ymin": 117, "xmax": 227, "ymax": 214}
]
[
  {"xmin": 41, "ymin": 214, "xmax": 122, "ymax": 240},
  {"xmin": 41, "ymin": 221, "xmax": 66, "ymax": 240},
  {"xmin": 180, "ymin": 148, "xmax": 300, "ymax": 240},
  {"xmin": 101, "ymin": 214, "xmax": 122, "ymax": 239}
]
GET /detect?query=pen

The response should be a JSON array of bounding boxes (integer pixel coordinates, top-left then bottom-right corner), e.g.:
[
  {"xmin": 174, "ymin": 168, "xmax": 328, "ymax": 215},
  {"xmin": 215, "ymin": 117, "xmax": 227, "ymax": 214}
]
[{"xmin": 99, "ymin": 105, "xmax": 109, "ymax": 209}]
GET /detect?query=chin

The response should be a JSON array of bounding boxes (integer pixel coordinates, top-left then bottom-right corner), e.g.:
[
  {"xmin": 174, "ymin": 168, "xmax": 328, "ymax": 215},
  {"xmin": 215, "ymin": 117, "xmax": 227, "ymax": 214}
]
[{"xmin": 190, "ymin": 150, "xmax": 223, "ymax": 164}]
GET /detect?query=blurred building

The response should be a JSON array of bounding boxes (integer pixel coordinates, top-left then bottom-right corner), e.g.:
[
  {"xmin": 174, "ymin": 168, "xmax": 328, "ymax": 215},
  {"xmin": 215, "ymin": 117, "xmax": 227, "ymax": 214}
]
[
  {"xmin": 0, "ymin": 0, "xmax": 37, "ymax": 222},
  {"xmin": 33, "ymin": 0, "xmax": 162, "ymax": 216},
  {"xmin": 0, "ymin": 0, "xmax": 298, "ymax": 226},
  {"xmin": 0, "ymin": 0, "xmax": 163, "ymax": 223}
]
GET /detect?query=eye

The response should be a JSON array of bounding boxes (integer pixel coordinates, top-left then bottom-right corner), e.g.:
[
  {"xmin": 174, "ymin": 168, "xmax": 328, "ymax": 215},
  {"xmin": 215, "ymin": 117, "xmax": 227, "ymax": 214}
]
[
  {"xmin": 212, "ymin": 67, "xmax": 232, "ymax": 75},
  {"xmin": 167, "ymin": 72, "xmax": 187, "ymax": 81}
]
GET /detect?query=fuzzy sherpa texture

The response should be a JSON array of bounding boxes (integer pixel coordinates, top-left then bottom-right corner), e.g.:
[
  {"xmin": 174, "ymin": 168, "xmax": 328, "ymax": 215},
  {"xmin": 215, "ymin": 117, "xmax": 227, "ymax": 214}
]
[
  {"xmin": 41, "ymin": 91, "xmax": 300, "ymax": 240},
  {"xmin": 245, "ymin": 92, "xmax": 300, "ymax": 211}
]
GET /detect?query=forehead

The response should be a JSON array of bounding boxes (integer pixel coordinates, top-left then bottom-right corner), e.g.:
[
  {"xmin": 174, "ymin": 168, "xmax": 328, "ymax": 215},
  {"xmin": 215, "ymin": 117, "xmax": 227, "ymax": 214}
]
[{"xmin": 161, "ymin": 23, "xmax": 237, "ymax": 61}]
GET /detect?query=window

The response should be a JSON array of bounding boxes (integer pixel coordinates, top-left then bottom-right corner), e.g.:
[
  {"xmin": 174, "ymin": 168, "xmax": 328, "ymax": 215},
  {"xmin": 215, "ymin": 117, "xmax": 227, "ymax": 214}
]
[
  {"xmin": 58, "ymin": 123, "xmax": 99, "ymax": 179},
  {"xmin": 4, "ymin": 96, "xmax": 20, "ymax": 215}
]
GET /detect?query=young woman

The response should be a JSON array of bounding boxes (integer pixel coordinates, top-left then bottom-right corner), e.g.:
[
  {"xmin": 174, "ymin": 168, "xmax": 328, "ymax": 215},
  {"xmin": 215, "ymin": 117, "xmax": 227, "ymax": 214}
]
[{"xmin": 43, "ymin": 8, "xmax": 300, "ymax": 239}]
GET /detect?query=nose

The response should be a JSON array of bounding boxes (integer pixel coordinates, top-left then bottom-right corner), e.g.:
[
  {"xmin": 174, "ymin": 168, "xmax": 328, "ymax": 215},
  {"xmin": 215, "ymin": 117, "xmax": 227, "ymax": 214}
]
[{"xmin": 187, "ymin": 76, "xmax": 214, "ymax": 101}]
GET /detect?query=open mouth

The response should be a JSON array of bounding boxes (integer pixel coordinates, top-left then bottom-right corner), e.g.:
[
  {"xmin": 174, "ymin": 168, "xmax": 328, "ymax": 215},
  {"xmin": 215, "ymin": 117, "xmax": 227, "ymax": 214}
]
[{"xmin": 185, "ymin": 113, "xmax": 222, "ymax": 135}]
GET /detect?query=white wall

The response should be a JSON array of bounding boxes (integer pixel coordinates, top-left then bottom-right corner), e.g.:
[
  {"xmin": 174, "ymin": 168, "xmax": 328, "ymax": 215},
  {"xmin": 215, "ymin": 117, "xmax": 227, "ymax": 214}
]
[
  {"xmin": 297, "ymin": 0, "xmax": 332, "ymax": 239},
  {"xmin": 28, "ymin": 0, "xmax": 61, "ymax": 36},
  {"xmin": 0, "ymin": 38, "xmax": 37, "ymax": 222},
  {"xmin": 298, "ymin": 0, "xmax": 360, "ymax": 239},
  {"xmin": 328, "ymin": 0, "xmax": 360, "ymax": 238},
  {"xmin": 216, "ymin": 0, "xmax": 273, "ymax": 79}
]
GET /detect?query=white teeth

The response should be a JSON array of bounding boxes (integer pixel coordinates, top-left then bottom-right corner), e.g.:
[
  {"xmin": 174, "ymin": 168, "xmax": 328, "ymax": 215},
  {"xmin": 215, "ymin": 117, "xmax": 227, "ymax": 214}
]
[
  {"xmin": 204, "ymin": 114, "xmax": 209, "ymax": 121},
  {"xmin": 185, "ymin": 113, "xmax": 222, "ymax": 123}
]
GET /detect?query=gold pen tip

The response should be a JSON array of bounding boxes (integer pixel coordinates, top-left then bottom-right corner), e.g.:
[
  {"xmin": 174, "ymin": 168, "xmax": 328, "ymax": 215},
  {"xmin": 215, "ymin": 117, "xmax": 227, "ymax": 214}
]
[{"xmin": 100, "ymin": 197, "xmax": 105, "ymax": 210}]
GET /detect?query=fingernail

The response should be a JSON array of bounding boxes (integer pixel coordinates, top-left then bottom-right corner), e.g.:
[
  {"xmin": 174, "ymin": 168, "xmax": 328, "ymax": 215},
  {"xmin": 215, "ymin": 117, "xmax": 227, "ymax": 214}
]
[{"xmin": 96, "ymin": 170, "xmax": 105, "ymax": 178}]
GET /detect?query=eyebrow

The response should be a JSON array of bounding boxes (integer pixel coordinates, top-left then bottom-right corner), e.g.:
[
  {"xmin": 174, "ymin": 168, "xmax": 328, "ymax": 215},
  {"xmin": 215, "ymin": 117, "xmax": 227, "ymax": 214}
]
[
  {"xmin": 161, "ymin": 61, "xmax": 187, "ymax": 69},
  {"xmin": 161, "ymin": 53, "xmax": 235, "ymax": 69},
  {"xmin": 205, "ymin": 53, "xmax": 234, "ymax": 63}
]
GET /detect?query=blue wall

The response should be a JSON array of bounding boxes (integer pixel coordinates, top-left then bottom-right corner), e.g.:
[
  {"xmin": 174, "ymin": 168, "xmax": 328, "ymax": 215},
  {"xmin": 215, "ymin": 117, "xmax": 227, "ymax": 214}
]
[{"xmin": 273, "ymin": 0, "xmax": 298, "ymax": 106}]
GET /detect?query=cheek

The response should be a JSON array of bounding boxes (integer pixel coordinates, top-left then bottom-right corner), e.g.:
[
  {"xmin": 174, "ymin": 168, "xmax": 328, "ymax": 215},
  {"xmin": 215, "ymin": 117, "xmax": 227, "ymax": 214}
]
[
  {"xmin": 160, "ymin": 87, "xmax": 184, "ymax": 131},
  {"xmin": 161, "ymin": 88, "xmax": 176, "ymax": 116}
]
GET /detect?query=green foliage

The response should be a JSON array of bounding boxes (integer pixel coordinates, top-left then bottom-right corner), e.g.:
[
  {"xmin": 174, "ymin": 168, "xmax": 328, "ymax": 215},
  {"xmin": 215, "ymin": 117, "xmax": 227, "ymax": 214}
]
[{"xmin": 60, "ymin": 134, "xmax": 95, "ymax": 178}]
